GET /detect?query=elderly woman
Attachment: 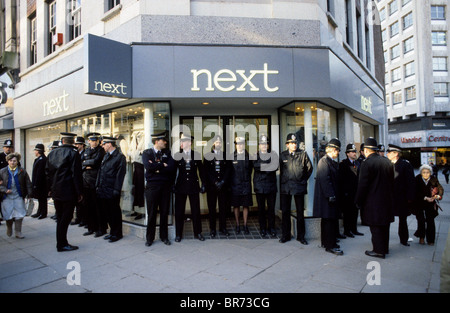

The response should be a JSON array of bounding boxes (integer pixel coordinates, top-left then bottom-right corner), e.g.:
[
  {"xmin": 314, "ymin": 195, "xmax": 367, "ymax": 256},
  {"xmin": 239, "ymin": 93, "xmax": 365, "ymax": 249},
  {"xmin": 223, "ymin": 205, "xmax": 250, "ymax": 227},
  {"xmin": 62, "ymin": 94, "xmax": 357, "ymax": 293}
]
[
  {"xmin": 414, "ymin": 164, "xmax": 444, "ymax": 245},
  {"xmin": 0, "ymin": 153, "xmax": 33, "ymax": 239}
]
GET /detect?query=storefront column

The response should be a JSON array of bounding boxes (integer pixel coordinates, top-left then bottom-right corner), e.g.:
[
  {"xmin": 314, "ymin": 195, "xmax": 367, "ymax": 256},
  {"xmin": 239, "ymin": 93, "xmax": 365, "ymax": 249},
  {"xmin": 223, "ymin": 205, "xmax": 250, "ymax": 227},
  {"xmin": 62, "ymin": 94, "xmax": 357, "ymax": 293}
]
[
  {"xmin": 304, "ymin": 106, "xmax": 314, "ymax": 216},
  {"xmin": 337, "ymin": 109, "xmax": 354, "ymax": 160}
]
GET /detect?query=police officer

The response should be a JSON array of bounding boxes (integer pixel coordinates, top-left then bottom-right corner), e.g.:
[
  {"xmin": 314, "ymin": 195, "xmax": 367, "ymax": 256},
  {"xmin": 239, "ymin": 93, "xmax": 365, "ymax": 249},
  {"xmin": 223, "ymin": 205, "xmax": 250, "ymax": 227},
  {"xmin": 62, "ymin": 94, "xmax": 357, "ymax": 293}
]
[
  {"xmin": 230, "ymin": 136, "xmax": 253, "ymax": 235},
  {"xmin": 252, "ymin": 134, "xmax": 278, "ymax": 238},
  {"xmin": 203, "ymin": 135, "xmax": 231, "ymax": 238},
  {"xmin": 338, "ymin": 143, "xmax": 364, "ymax": 237},
  {"xmin": 96, "ymin": 136, "xmax": 127, "ymax": 243},
  {"xmin": 46, "ymin": 132, "xmax": 83, "ymax": 252},
  {"xmin": 386, "ymin": 144, "xmax": 415, "ymax": 246},
  {"xmin": 355, "ymin": 137, "xmax": 395, "ymax": 259},
  {"xmin": 0, "ymin": 139, "xmax": 13, "ymax": 170},
  {"xmin": 31, "ymin": 144, "xmax": 48, "ymax": 219},
  {"xmin": 72, "ymin": 136, "xmax": 87, "ymax": 226},
  {"xmin": 142, "ymin": 132, "xmax": 175, "ymax": 246},
  {"xmin": 357, "ymin": 143, "xmax": 365, "ymax": 163},
  {"xmin": 314, "ymin": 138, "xmax": 343, "ymax": 255},
  {"xmin": 279, "ymin": 133, "xmax": 313, "ymax": 244},
  {"xmin": 81, "ymin": 133, "xmax": 106, "ymax": 237},
  {"xmin": 174, "ymin": 133, "xmax": 206, "ymax": 242},
  {"xmin": 378, "ymin": 144, "xmax": 386, "ymax": 157}
]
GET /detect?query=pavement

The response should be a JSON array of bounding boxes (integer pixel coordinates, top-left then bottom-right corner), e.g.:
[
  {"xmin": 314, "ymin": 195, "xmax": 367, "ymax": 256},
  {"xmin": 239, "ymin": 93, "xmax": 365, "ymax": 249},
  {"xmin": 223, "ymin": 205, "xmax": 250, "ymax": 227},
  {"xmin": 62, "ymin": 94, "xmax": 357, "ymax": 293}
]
[{"xmin": 0, "ymin": 181, "xmax": 449, "ymax": 294}]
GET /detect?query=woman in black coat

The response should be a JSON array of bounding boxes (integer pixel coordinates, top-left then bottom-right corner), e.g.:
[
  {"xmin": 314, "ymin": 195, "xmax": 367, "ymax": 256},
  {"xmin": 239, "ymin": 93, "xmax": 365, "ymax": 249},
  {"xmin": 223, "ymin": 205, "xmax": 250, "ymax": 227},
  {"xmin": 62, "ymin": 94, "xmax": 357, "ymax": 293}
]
[{"xmin": 413, "ymin": 164, "xmax": 444, "ymax": 245}]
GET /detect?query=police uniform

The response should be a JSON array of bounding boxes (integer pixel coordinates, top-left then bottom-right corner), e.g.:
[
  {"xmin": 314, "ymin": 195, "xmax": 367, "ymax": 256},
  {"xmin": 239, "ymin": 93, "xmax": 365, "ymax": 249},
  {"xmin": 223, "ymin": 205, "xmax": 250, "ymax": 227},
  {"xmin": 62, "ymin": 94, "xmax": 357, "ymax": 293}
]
[
  {"xmin": 203, "ymin": 135, "xmax": 231, "ymax": 237},
  {"xmin": 81, "ymin": 133, "xmax": 106, "ymax": 237},
  {"xmin": 0, "ymin": 139, "xmax": 13, "ymax": 170},
  {"xmin": 279, "ymin": 133, "xmax": 313, "ymax": 244},
  {"xmin": 173, "ymin": 134, "xmax": 206, "ymax": 242},
  {"xmin": 72, "ymin": 136, "xmax": 87, "ymax": 226},
  {"xmin": 46, "ymin": 132, "xmax": 83, "ymax": 252},
  {"xmin": 142, "ymin": 132, "xmax": 175, "ymax": 246},
  {"xmin": 252, "ymin": 135, "xmax": 278, "ymax": 237},
  {"xmin": 355, "ymin": 137, "xmax": 395, "ymax": 258},
  {"xmin": 31, "ymin": 144, "xmax": 48, "ymax": 219}
]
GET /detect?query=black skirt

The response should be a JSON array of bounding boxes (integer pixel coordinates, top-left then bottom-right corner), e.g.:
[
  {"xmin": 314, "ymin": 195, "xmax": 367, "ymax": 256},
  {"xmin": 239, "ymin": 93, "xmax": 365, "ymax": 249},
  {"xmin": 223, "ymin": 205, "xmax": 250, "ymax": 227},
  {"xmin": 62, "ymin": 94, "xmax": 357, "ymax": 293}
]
[{"xmin": 231, "ymin": 194, "xmax": 253, "ymax": 207}]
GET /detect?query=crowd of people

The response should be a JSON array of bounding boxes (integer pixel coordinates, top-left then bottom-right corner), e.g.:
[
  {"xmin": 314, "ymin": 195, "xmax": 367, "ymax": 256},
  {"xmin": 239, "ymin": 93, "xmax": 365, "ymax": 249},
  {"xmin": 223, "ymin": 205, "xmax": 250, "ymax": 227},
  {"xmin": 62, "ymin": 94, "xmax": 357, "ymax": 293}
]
[{"xmin": 0, "ymin": 132, "xmax": 446, "ymax": 259}]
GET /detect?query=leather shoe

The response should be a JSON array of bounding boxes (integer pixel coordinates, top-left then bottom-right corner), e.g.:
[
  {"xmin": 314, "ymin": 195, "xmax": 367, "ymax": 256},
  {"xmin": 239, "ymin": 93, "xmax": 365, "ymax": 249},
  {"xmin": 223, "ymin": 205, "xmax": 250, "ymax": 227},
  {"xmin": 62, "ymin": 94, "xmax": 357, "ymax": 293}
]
[
  {"xmin": 269, "ymin": 229, "xmax": 277, "ymax": 238},
  {"xmin": 162, "ymin": 239, "xmax": 171, "ymax": 246},
  {"xmin": 279, "ymin": 237, "xmax": 290, "ymax": 243},
  {"xmin": 175, "ymin": 236, "xmax": 181, "ymax": 242},
  {"xmin": 344, "ymin": 232, "xmax": 355, "ymax": 238},
  {"xmin": 235, "ymin": 226, "xmax": 240, "ymax": 234},
  {"xmin": 38, "ymin": 215, "xmax": 47, "ymax": 220},
  {"xmin": 83, "ymin": 231, "xmax": 94, "ymax": 236},
  {"xmin": 352, "ymin": 231, "xmax": 364, "ymax": 236},
  {"xmin": 104, "ymin": 234, "xmax": 112, "ymax": 240},
  {"xmin": 401, "ymin": 242, "xmax": 410, "ymax": 247},
  {"xmin": 145, "ymin": 241, "xmax": 153, "ymax": 247},
  {"xmin": 326, "ymin": 247, "xmax": 344, "ymax": 255},
  {"xmin": 243, "ymin": 225, "xmax": 250, "ymax": 235},
  {"xmin": 108, "ymin": 235, "xmax": 122, "ymax": 243},
  {"xmin": 31, "ymin": 213, "xmax": 40, "ymax": 218},
  {"xmin": 95, "ymin": 231, "xmax": 106, "ymax": 238},
  {"xmin": 197, "ymin": 234, "xmax": 205, "ymax": 241},
  {"xmin": 336, "ymin": 233, "xmax": 346, "ymax": 239},
  {"xmin": 210, "ymin": 230, "xmax": 216, "ymax": 238},
  {"xmin": 220, "ymin": 229, "xmax": 230, "ymax": 237},
  {"xmin": 260, "ymin": 229, "xmax": 267, "ymax": 237},
  {"xmin": 365, "ymin": 250, "xmax": 385, "ymax": 259},
  {"xmin": 297, "ymin": 238, "xmax": 308, "ymax": 245},
  {"xmin": 57, "ymin": 244, "xmax": 79, "ymax": 252}
]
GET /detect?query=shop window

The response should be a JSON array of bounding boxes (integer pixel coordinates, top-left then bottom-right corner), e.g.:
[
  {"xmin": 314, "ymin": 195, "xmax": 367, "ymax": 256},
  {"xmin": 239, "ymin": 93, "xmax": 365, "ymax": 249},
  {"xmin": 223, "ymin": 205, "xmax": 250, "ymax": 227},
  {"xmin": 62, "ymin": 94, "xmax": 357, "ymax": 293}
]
[
  {"xmin": 279, "ymin": 102, "xmax": 337, "ymax": 217},
  {"xmin": 353, "ymin": 118, "xmax": 375, "ymax": 154}
]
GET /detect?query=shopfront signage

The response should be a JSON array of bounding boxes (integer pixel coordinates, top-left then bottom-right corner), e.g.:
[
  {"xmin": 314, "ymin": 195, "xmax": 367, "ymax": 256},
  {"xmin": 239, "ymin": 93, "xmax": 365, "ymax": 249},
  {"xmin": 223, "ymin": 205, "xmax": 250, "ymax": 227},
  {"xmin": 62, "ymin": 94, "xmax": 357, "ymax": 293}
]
[
  {"xmin": 43, "ymin": 90, "xmax": 70, "ymax": 116},
  {"xmin": 401, "ymin": 136, "xmax": 422, "ymax": 144},
  {"xmin": 93, "ymin": 81, "xmax": 128, "ymax": 96},
  {"xmin": 400, "ymin": 135, "xmax": 450, "ymax": 144},
  {"xmin": 190, "ymin": 63, "xmax": 279, "ymax": 93},
  {"xmin": 428, "ymin": 135, "xmax": 450, "ymax": 142},
  {"xmin": 361, "ymin": 95, "xmax": 373, "ymax": 114}
]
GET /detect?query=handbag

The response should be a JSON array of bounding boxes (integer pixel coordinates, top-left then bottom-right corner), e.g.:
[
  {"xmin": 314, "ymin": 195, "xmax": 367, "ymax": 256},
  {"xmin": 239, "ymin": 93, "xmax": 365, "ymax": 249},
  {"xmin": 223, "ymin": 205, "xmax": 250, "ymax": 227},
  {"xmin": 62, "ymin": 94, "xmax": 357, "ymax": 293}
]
[
  {"xmin": 430, "ymin": 187, "xmax": 443, "ymax": 217},
  {"xmin": 25, "ymin": 198, "xmax": 35, "ymax": 216}
]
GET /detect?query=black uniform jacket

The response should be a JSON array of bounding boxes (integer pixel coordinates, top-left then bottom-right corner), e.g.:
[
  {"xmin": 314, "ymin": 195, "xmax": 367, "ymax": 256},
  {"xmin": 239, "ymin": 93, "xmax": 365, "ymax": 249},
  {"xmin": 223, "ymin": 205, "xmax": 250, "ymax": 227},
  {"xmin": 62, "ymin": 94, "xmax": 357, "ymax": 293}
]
[
  {"xmin": 203, "ymin": 150, "xmax": 231, "ymax": 192},
  {"xmin": 252, "ymin": 151, "xmax": 278, "ymax": 194},
  {"xmin": 279, "ymin": 149, "xmax": 313, "ymax": 195},
  {"xmin": 142, "ymin": 147, "xmax": 175, "ymax": 185},
  {"xmin": 95, "ymin": 148, "xmax": 127, "ymax": 199},
  {"xmin": 392, "ymin": 158, "xmax": 415, "ymax": 217},
  {"xmin": 82, "ymin": 145, "xmax": 106, "ymax": 189},
  {"xmin": 313, "ymin": 155, "xmax": 340, "ymax": 219},
  {"xmin": 338, "ymin": 158, "xmax": 359, "ymax": 205},
  {"xmin": 230, "ymin": 150, "xmax": 253, "ymax": 196},
  {"xmin": 174, "ymin": 150, "xmax": 206, "ymax": 194},
  {"xmin": 355, "ymin": 153, "xmax": 395, "ymax": 226},
  {"xmin": 46, "ymin": 144, "xmax": 83, "ymax": 202},
  {"xmin": 32, "ymin": 154, "xmax": 48, "ymax": 198},
  {"xmin": 0, "ymin": 152, "xmax": 7, "ymax": 169}
]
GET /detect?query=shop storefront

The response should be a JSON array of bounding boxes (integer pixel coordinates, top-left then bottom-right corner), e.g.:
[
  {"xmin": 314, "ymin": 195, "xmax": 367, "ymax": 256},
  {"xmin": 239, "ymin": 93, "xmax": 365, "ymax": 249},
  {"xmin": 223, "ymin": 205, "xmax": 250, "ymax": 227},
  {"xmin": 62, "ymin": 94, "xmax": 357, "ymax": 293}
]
[{"xmin": 14, "ymin": 34, "xmax": 386, "ymax": 231}]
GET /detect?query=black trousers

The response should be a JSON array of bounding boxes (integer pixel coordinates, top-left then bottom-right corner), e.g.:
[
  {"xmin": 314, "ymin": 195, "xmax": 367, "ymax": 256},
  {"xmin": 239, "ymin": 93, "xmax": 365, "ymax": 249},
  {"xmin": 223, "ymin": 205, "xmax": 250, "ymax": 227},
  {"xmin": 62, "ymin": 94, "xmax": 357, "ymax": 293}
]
[
  {"xmin": 84, "ymin": 187, "xmax": 102, "ymax": 233},
  {"xmin": 280, "ymin": 194, "xmax": 305, "ymax": 240},
  {"xmin": 321, "ymin": 218, "xmax": 338, "ymax": 249},
  {"xmin": 175, "ymin": 193, "xmax": 202, "ymax": 237},
  {"xmin": 36, "ymin": 195, "xmax": 48, "ymax": 217},
  {"xmin": 343, "ymin": 200, "xmax": 359, "ymax": 234},
  {"xmin": 99, "ymin": 196, "xmax": 122, "ymax": 237},
  {"xmin": 207, "ymin": 189, "xmax": 228, "ymax": 232},
  {"xmin": 256, "ymin": 192, "xmax": 276, "ymax": 231},
  {"xmin": 398, "ymin": 215, "xmax": 409, "ymax": 245},
  {"xmin": 145, "ymin": 183, "xmax": 171, "ymax": 242},
  {"xmin": 54, "ymin": 200, "xmax": 76, "ymax": 249},
  {"xmin": 369, "ymin": 224, "xmax": 390, "ymax": 254},
  {"xmin": 415, "ymin": 208, "xmax": 436, "ymax": 243}
]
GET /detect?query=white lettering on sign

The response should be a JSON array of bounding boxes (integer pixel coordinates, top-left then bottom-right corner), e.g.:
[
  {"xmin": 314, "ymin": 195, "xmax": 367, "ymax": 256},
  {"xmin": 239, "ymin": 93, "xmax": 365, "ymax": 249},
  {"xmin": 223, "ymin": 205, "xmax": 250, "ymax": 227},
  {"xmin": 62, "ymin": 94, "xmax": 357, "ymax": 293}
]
[
  {"xmin": 361, "ymin": 95, "xmax": 373, "ymax": 114},
  {"xmin": 191, "ymin": 63, "xmax": 279, "ymax": 93},
  {"xmin": 43, "ymin": 90, "xmax": 70, "ymax": 116},
  {"xmin": 94, "ymin": 81, "xmax": 128, "ymax": 96}
]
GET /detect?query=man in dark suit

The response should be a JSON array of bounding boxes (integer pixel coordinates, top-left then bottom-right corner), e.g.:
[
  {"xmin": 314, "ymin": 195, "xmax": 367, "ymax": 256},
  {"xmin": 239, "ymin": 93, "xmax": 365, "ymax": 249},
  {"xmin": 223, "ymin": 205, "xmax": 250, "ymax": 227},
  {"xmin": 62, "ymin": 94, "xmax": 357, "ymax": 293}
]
[
  {"xmin": 173, "ymin": 133, "xmax": 206, "ymax": 242},
  {"xmin": 203, "ymin": 135, "xmax": 231, "ymax": 238},
  {"xmin": 386, "ymin": 144, "xmax": 415, "ymax": 246},
  {"xmin": 338, "ymin": 143, "xmax": 364, "ymax": 237},
  {"xmin": 81, "ymin": 133, "xmax": 106, "ymax": 237},
  {"xmin": 313, "ymin": 138, "xmax": 343, "ymax": 255},
  {"xmin": 279, "ymin": 133, "xmax": 313, "ymax": 244},
  {"xmin": 46, "ymin": 132, "xmax": 83, "ymax": 252},
  {"xmin": 142, "ymin": 132, "xmax": 175, "ymax": 246},
  {"xmin": 355, "ymin": 137, "xmax": 395, "ymax": 259},
  {"xmin": 96, "ymin": 136, "xmax": 127, "ymax": 243},
  {"xmin": 31, "ymin": 144, "xmax": 48, "ymax": 219}
]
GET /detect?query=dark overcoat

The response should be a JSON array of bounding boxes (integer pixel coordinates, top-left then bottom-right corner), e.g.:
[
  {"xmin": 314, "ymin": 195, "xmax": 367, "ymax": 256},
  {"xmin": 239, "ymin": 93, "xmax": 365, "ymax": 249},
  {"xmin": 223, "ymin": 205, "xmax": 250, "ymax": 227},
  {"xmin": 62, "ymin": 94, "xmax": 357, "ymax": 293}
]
[
  {"xmin": 414, "ymin": 174, "xmax": 444, "ymax": 212},
  {"xmin": 313, "ymin": 155, "xmax": 340, "ymax": 219},
  {"xmin": 392, "ymin": 158, "xmax": 415, "ymax": 217},
  {"xmin": 338, "ymin": 158, "xmax": 359, "ymax": 206},
  {"xmin": 82, "ymin": 145, "xmax": 106, "ymax": 189},
  {"xmin": 279, "ymin": 149, "xmax": 313, "ymax": 195},
  {"xmin": 355, "ymin": 153, "xmax": 395, "ymax": 226},
  {"xmin": 174, "ymin": 150, "xmax": 205, "ymax": 194},
  {"xmin": 252, "ymin": 151, "xmax": 278, "ymax": 194},
  {"xmin": 32, "ymin": 154, "xmax": 48, "ymax": 198},
  {"xmin": 203, "ymin": 150, "xmax": 231, "ymax": 192},
  {"xmin": 95, "ymin": 148, "xmax": 127, "ymax": 199},
  {"xmin": 230, "ymin": 150, "xmax": 253, "ymax": 196}
]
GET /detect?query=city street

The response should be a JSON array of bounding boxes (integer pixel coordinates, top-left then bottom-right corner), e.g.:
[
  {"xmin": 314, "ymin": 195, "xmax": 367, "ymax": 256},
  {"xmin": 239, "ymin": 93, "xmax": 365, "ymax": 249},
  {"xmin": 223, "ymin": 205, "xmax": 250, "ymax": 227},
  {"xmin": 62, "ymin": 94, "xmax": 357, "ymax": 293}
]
[{"xmin": 0, "ymin": 179, "xmax": 449, "ymax": 294}]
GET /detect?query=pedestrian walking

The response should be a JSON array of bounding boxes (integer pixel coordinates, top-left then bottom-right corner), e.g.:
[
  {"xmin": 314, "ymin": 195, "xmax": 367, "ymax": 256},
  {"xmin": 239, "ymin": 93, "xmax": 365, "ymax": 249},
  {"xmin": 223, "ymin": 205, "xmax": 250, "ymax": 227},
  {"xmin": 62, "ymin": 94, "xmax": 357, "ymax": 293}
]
[
  {"xmin": 386, "ymin": 144, "xmax": 415, "ymax": 246},
  {"xmin": 203, "ymin": 135, "xmax": 231, "ymax": 238},
  {"xmin": 230, "ymin": 136, "xmax": 253, "ymax": 235},
  {"xmin": 0, "ymin": 153, "xmax": 32, "ymax": 239},
  {"xmin": 252, "ymin": 134, "xmax": 278, "ymax": 238},
  {"xmin": 279, "ymin": 133, "xmax": 313, "ymax": 244},
  {"xmin": 413, "ymin": 164, "xmax": 444, "ymax": 246},
  {"xmin": 46, "ymin": 132, "xmax": 83, "ymax": 252},
  {"xmin": 174, "ymin": 133, "xmax": 206, "ymax": 242},
  {"xmin": 30, "ymin": 144, "xmax": 48, "ymax": 219},
  {"xmin": 355, "ymin": 137, "xmax": 395, "ymax": 259},
  {"xmin": 443, "ymin": 163, "xmax": 449, "ymax": 184},
  {"xmin": 338, "ymin": 143, "xmax": 363, "ymax": 238},
  {"xmin": 96, "ymin": 136, "xmax": 127, "ymax": 243},
  {"xmin": 81, "ymin": 133, "xmax": 106, "ymax": 237},
  {"xmin": 142, "ymin": 132, "xmax": 175, "ymax": 246},
  {"xmin": 313, "ymin": 138, "xmax": 343, "ymax": 255}
]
